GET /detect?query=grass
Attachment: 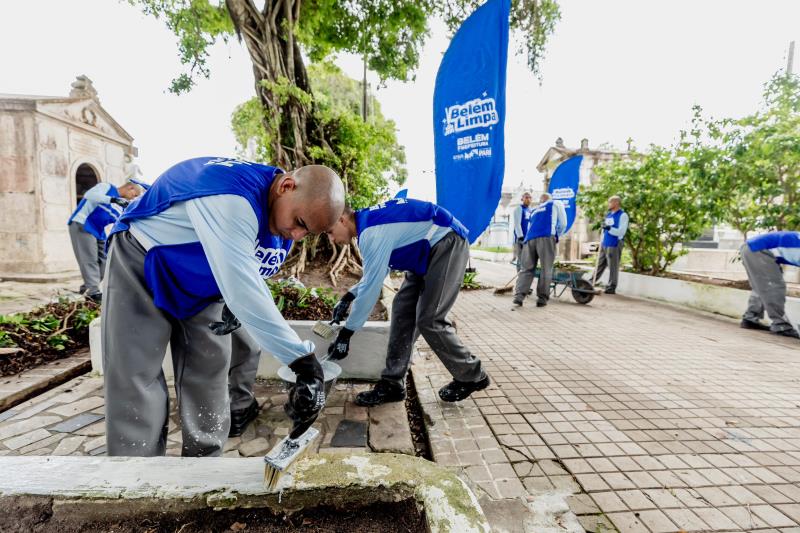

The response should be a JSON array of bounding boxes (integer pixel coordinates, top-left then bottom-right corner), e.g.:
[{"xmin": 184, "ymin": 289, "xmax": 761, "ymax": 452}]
[{"xmin": 470, "ymin": 245, "xmax": 512, "ymax": 254}]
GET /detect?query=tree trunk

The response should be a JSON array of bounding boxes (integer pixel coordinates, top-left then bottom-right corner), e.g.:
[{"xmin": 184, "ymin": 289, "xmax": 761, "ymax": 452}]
[{"xmin": 226, "ymin": 0, "xmax": 314, "ymax": 169}]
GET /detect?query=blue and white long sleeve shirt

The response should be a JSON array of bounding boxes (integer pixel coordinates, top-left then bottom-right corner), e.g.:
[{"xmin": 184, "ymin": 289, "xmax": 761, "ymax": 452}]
[
  {"xmin": 70, "ymin": 183, "xmax": 114, "ymax": 224},
  {"xmin": 128, "ymin": 195, "xmax": 313, "ymax": 364},
  {"xmin": 344, "ymin": 222, "xmax": 452, "ymax": 333}
]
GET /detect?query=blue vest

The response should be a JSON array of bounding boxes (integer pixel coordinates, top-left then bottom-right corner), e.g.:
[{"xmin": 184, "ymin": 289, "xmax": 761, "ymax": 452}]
[
  {"xmin": 355, "ymin": 199, "xmax": 468, "ymax": 276},
  {"xmin": 67, "ymin": 184, "xmax": 120, "ymax": 240},
  {"xmin": 602, "ymin": 209, "xmax": 625, "ymax": 248},
  {"xmin": 110, "ymin": 157, "xmax": 292, "ymax": 319},
  {"xmin": 524, "ymin": 201, "xmax": 556, "ymax": 241},
  {"xmin": 519, "ymin": 205, "xmax": 533, "ymax": 238},
  {"xmin": 747, "ymin": 231, "xmax": 800, "ymax": 266}
]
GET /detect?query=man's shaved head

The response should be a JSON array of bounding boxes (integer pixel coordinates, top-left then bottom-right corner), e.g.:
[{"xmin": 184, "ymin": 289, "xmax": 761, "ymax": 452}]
[{"xmin": 268, "ymin": 164, "xmax": 345, "ymax": 240}]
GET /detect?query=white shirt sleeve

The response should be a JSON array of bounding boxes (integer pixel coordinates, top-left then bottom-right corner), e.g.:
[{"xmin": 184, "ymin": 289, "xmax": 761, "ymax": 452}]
[
  {"xmin": 554, "ymin": 201, "xmax": 568, "ymax": 236},
  {"xmin": 185, "ymin": 195, "xmax": 314, "ymax": 364},
  {"xmin": 610, "ymin": 212, "xmax": 629, "ymax": 239},
  {"xmin": 345, "ymin": 228, "xmax": 393, "ymax": 332},
  {"xmin": 83, "ymin": 183, "xmax": 114, "ymax": 203},
  {"xmin": 512, "ymin": 206, "xmax": 523, "ymax": 240}
]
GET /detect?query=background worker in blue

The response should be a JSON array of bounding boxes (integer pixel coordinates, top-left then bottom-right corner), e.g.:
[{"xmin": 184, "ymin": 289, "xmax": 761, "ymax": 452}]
[
  {"xmin": 513, "ymin": 193, "xmax": 567, "ymax": 308},
  {"xmin": 592, "ymin": 195, "xmax": 629, "ymax": 294},
  {"xmin": 324, "ymin": 198, "xmax": 490, "ymax": 407},
  {"xmin": 67, "ymin": 181, "xmax": 142, "ymax": 301},
  {"xmin": 740, "ymin": 231, "xmax": 800, "ymax": 339},
  {"xmin": 102, "ymin": 157, "xmax": 345, "ymax": 457},
  {"xmin": 511, "ymin": 192, "xmax": 533, "ymax": 271}
]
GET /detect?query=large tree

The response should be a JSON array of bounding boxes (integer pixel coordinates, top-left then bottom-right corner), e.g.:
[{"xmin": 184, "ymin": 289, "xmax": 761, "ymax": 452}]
[{"xmin": 130, "ymin": 0, "xmax": 561, "ymax": 170}]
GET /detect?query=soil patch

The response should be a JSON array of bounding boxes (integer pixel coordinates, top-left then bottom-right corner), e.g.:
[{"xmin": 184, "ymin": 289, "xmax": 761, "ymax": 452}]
[
  {"xmin": 0, "ymin": 299, "xmax": 98, "ymax": 377},
  {"xmin": 2, "ymin": 499, "xmax": 426, "ymax": 533},
  {"xmin": 405, "ymin": 371, "xmax": 433, "ymax": 460}
]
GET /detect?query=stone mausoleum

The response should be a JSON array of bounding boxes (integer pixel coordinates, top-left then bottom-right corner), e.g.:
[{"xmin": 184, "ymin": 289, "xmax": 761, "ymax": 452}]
[{"xmin": 0, "ymin": 76, "xmax": 136, "ymax": 276}]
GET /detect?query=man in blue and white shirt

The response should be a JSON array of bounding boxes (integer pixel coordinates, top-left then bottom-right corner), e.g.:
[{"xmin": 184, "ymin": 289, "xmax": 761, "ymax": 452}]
[
  {"xmin": 513, "ymin": 193, "xmax": 567, "ymax": 307},
  {"xmin": 324, "ymin": 199, "xmax": 489, "ymax": 406},
  {"xmin": 102, "ymin": 157, "xmax": 345, "ymax": 457},
  {"xmin": 592, "ymin": 195, "xmax": 629, "ymax": 294},
  {"xmin": 67, "ymin": 181, "xmax": 142, "ymax": 301},
  {"xmin": 510, "ymin": 192, "xmax": 533, "ymax": 271},
  {"xmin": 740, "ymin": 231, "xmax": 800, "ymax": 339}
]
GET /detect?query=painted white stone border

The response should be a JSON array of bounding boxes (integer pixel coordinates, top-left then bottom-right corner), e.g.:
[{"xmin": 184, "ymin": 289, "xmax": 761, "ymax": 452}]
[
  {"xmin": 0, "ymin": 454, "xmax": 490, "ymax": 533},
  {"xmin": 470, "ymin": 249, "xmax": 513, "ymax": 263},
  {"xmin": 617, "ymin": 271, "xmax": 800, "ymax": 328},
  {"xmin": 89, "ymin": 318, "xmax": 390, "ymax": 380}
]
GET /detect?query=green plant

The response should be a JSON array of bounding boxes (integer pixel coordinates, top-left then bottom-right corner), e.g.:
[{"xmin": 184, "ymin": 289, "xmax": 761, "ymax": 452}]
[
  {"xmin": 0, "ymin": 330, "xmax": 15, "ymax": 348},
  {"xmin": 461, "ymin": 271, "xmax": 482, "ymax": 290}
]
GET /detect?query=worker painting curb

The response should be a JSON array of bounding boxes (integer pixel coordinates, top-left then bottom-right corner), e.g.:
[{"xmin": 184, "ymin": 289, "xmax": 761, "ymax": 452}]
[{"xmin": 0, "ymin": 453, "xmax": 490, "ymax": 532}]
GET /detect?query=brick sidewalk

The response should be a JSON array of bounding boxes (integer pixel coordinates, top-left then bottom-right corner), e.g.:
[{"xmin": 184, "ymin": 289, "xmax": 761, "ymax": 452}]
[{"xmin": 414, "ymin": 289, "xmax": 800, "ymax": 532}]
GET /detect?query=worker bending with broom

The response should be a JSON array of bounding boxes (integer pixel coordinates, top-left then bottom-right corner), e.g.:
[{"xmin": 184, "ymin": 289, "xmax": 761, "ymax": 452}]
[
  {"xmin": 740, "ymin": 231, "xmax": 800, "ymax": 339},
  {"xmin": 513, "ymin": 193, "xmax": 567, "ymax": 308},
  {"xmin": 324, "ymin": 198, "xmax": 490, "ymax": 406},
  {"xmin": 103, "ymin": 157, "xmax": 344, "ymax": 457}
]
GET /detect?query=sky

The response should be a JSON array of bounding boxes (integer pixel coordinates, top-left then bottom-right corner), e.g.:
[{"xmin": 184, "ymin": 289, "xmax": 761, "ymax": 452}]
[{"xmin": 1, "ymin": 0, "xmax": 798, "ymax": 200}]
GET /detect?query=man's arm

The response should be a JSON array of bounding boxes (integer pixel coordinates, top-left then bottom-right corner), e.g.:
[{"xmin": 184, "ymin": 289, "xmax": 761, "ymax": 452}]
[
  {"xmin": 186, "ymin": 195, "xmax": 314, "ymax": 364},
  {"xmin": 511, "ymin": 206, "xmax": 523, "ymax": 240},
  {"xmin": 83, "ymin": 183, "xmax": 114, "ymax": 203},
  {"xmin": 610, "ymin": 212, "xmax": 629, "ymax": 238},
  {"xmin": 344, "ymin": 228, "xmax": 393, "ymax": 332},
  {"xmin": 554, "ymin": 202, "xmax": 568, "ymax": 236}
]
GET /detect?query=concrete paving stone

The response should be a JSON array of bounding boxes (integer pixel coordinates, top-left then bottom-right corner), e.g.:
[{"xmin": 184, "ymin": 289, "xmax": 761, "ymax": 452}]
[
  {"xmin": 83, "ymin": 435, "xmax": 105, "ymax": 452},
  {"xmin": 52, "ymin": 435, "xmax": 87, "ymax": 456},
  {"xmin": 5, "ymin": 428, "xmax": 52, "ymax": 450},
  {"xmin": 49, "ymin": 412, "xmax": 104, "ymax": 433},
  {"xmin": 565, "ymin": 493, "xmax": 600, "ymax": 516},
  {"xmin": 692, "ymin": 506, "xmax": 742, "ymax": 530},
  {"xmin": 663, "ymin": 507, "xmax": 710, "ymax": 532},
  {"xmin": 750, "ymin": 505, "xmax": 798, "ymax": 528},
  {"xmin": 49, "ymin": 396, "xmax": 104, "ymax": 417},
  {"xmin": 637, "ymin": 509, "xmax": 678, "ymax": 533},
  {"xmin": 607, "ymin": 511, "xmax": 648, "ymax": 532},
  {"xmin": 72, "ymin": 419, "xmax": 106, "ymax": 437},
  {"xmin": 0, "ymin": 410, "xmax": 18, "ymax": 422},
  {"xmin": 17, "ymin": 433, "xmax": 65, "ymax": 454},
  {"xmin": 238, "ymin": 437, "xmax": 270, "ymax": 457},
  {"xmin": 89, "ymin": 445, "xmax": 106, "ymax": 456},
  {"xmin": 577, "ymin": 513, "xmax": 615, "ymax": 533},
  {"xmin": 590, "ymin": 491, "xmax": 627, "ymax": 513},
  {"xmin": 777, "ymin": 505, "xmax": 800, "ymax": 524},
  {"xmin": 617, "ymin": 490, "xmax": 655, "ymax": 511},
  {"xmin": 0, "ymin": 415, "xmax": 61, "ymax": 440},
  {"xmin": 223, "ymin": 437, "xmax": 241, "ymax": 452}
]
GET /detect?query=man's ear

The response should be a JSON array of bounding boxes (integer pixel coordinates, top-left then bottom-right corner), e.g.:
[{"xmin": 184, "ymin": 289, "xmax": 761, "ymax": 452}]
[{"xmin": 276, "ymin": 175, "xmax": 298, "ymax": 197}]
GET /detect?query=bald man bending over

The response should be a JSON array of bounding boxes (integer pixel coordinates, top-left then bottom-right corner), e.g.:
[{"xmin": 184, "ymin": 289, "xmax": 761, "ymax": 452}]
[{"xmin": 102, "ymin": 157, "xmax": 344, "ymax": 457}]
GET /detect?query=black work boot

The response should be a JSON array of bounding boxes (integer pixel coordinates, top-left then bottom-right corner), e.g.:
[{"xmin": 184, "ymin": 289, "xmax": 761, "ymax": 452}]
[
  {"xmin": 229, "ymin": 399, "xmax": 260, "ymax": 437},
  {"xmin": 740, "ymin": 319, "xmax": 770, "ymax": 331},
  {"xmin": 536, "ymin": 299, "xmax": 547, "ymax": 307},
  {"xmin": 439, "ymin": 374, "xmax": 491, "ymax": 402},
  {"xmin": 604, "ymin": 287, "xmax": 616, "ymax": 295},
  {"xmin": 774, "ymin": 328, "xmax": 800, "ymax": 339},
  {"xmin": 355, "ymin": 380, "xmax": 406, "ymax": 407}
]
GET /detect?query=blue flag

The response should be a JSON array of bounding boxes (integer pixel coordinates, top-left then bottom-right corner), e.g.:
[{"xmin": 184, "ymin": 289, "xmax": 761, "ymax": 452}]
[
  {"xmin": 433, "ymin": 0, "xmax": 510, "ymax": 243},
  {"xmin": 394, "ymin": 189, "xmax": 408, "ymax": 199},
  {"xmin": 548, "ymin": 155, "xmax": 582, "ymax": 233}
]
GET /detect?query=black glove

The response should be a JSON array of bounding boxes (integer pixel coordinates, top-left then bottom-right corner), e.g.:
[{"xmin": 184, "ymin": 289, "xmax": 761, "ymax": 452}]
[
  {"xmin": 110, "ymin": 197, "xmax": 129, "ymax": 208},
  {"xmin": 516, "ymin": 237, "xmax": 524, "ymax": 244},
  {"xmin": 284, "ymin": 353, "xmax": 325, "ymax": 439},
  {"xmin": 327, "ymin": 327, "xmax": 354, "ymax": 361},
  {"xmin": 331, "ymin": 292, "xmax": 355, "ymax": 324},
  {"xmin": 208, "ymin": 304, "xmax": 241, "ymax": 336}
]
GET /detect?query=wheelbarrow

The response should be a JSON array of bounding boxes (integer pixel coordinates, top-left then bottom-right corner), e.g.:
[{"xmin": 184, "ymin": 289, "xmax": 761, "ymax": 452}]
[{"xmin": 494, "ymin": 265, "xmax": 598, "ymax": 304}]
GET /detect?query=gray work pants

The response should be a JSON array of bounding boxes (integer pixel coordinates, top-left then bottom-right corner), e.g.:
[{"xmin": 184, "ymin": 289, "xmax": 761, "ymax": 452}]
[
  {"xmin": 594, "ymin": 245, "xmax": 622, "ymax": 289},
  {"xmin": 741, "ymin": 244, "xmax": 794, "ymax": 332},
  {"xmin": 102, "ymin": 231, "xmax": 231, "ymax": 457},
  {"xmin": 229, "ymin": 328, "xmax": 261, "ymax": 411},
  {"xmin": 512, "ymin": 240, "xmax": 523, "ymax": 271},
  {"xmin": 514, "ymin": 236, "xmax": 557, "ymax": 302},
  {"xmin": 68, "ymin": 222, "xmax": 105, "ymax": 295},
  {"xmin": 382, "ymin": 232, "xmax": 484, "ymax": 387}
]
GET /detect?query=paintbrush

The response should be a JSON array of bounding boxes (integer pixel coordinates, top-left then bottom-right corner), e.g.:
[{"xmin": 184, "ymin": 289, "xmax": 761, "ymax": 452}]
[
  {"xmin": 311, "ymin": 320, "xmax": 338, "ymax": 340},
  {"xmin": 263, "ymin": 427, "xmax": 319, "ymax": 489}
]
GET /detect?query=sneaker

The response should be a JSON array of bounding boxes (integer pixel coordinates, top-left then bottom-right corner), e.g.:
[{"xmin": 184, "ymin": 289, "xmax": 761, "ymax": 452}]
[
  {"xmin": 740, "ymin": 319, "xmax": 770, "ymax": 331},
  {"xmin": 604, "ymin": 287, "xmax": 616, "ymax": 295},
  {"xmin": 536, "ymin": 299, "xmax": 547, "ymax": 307},
  {"xmin": 228, "ymin": 399, "xmax": 260, "ymax": 437},
  {"xmin": 86, "ymin": 292, "xmax": 102, "ymax": 304},
  {"xmin": 774, "ymin": 328, "xmax": 800, "ymax": 339},
  {"xmin": 439, "ymin": 374, "xmax": 491, "ymax": 402},
  {"xmin": 355, "ymin": 380, "xmax": 406, "ymax": 407}
]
